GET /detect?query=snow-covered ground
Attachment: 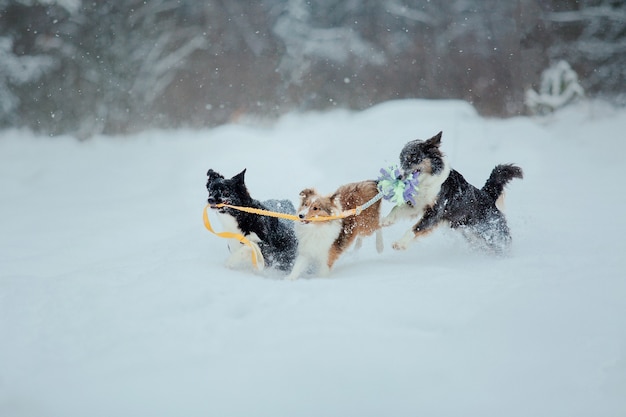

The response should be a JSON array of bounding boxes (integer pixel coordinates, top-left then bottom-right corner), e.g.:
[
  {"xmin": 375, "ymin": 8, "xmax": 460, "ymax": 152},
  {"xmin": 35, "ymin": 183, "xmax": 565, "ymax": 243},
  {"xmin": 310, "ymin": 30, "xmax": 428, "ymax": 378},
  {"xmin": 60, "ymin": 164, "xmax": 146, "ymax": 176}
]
[{"xmin": 1, "ymin": 99, "xmax": 625, "ymax": 417}]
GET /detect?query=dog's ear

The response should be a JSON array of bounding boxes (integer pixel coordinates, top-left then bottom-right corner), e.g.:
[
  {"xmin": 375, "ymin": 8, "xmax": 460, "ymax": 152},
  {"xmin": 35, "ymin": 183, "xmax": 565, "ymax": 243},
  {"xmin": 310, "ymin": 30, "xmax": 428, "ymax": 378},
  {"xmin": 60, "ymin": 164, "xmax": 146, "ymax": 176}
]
[
  {"xmin": 207, "ymin": 169, "xmax": 224, "ymax": 181},
  {"xmin": 232, "ymin": 168, "xmax": 247, "ymax": 184},
  {"xmin": 299, "ymin": 188, "xmax": 316, "ymax": 204},
  {"xmin": 329, "ymin": 193, "xmax": 341, "ymax": 212},
  {"xmin": 426, "ymin": 131, "xmax": 443, "ymax": 148}
]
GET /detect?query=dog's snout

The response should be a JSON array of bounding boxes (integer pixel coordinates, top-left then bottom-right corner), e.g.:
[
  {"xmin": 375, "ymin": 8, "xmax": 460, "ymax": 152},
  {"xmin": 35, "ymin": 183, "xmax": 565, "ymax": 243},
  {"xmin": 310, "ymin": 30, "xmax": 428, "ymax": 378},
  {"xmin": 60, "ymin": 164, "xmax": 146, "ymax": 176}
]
[
  {"xmin": 208, "ymin": 197, "xmax": 216, "ymax": 205},
  {"xmin": 398, "ymin": 168, "xmax": 413, "ymax": 181}
]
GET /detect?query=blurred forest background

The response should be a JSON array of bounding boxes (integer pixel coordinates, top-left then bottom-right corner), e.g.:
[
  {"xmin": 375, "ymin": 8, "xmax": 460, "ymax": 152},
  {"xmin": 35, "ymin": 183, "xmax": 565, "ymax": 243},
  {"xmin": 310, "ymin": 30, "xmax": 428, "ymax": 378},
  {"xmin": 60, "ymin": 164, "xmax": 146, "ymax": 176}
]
[{"xmin": 1, "ymin": 0, "xmax": 624, "ymax": 138}]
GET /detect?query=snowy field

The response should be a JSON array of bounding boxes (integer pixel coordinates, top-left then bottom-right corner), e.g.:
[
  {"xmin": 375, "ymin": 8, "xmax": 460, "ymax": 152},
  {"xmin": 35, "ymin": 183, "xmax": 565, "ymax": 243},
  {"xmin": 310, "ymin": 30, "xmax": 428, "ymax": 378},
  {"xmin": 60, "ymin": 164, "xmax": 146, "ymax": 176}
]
[{"xmin": 1, "ymin": 99, "xmax": 625, "ymax": 417}]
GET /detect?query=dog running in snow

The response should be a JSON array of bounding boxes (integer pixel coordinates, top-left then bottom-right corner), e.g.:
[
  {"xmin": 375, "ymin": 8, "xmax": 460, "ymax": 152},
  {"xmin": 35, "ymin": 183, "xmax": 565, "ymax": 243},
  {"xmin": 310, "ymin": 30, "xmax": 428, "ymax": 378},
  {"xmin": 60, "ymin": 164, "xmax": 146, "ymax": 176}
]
[
  {"xmin": 206, "ymin": 168, "xmax": 298, "ymax": 271},
  {"xmin": 382, "ymin": 131, "xmax": 523, "ymax": 254},
  {"xmin": 286, "ymin": 181, "xmax": 383, "ymax": 280}
]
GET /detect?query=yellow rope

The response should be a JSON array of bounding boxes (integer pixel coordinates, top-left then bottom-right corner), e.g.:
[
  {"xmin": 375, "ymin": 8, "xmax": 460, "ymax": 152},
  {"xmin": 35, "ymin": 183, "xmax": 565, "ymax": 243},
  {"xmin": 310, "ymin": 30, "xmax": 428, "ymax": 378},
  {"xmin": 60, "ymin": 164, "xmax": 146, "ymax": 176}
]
[
  {"xmin": 213, "ymin": 203, "xmax": 357, "ymax": 221},
  {"xmin": 202, "ymin": 205, "xmax": 263, "ymax": 269},
  {"xmin": 202, "ymin": 193, "xmax": 382, "ymax": 269}
]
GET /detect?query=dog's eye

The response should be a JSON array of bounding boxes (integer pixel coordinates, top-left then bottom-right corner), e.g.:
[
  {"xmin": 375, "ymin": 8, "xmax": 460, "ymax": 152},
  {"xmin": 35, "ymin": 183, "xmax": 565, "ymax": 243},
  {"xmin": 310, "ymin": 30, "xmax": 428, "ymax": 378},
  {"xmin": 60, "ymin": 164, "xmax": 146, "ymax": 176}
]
[{"xmin": 313, "ymin": 207, "xmax": 319, "ymax": 211}]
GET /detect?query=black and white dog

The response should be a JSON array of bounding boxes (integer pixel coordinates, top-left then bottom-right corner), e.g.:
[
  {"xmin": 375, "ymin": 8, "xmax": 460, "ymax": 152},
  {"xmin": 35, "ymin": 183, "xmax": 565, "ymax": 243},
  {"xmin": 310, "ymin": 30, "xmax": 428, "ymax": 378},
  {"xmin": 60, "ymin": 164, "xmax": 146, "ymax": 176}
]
[
  {"xmin": 206, "ymin": 168, "xmax": 298, "ymax": 271},
  {"xmin": 382, "ymin": 131, "xmax": 523, "ymax": 254}
]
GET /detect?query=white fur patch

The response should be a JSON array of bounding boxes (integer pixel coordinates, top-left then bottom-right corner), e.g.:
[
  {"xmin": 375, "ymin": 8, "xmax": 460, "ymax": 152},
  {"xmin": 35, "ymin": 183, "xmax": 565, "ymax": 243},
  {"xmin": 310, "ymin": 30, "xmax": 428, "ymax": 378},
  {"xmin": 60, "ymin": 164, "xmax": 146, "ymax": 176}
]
[
  {"xmin": 213, "ymin": 210, "xmax": 266, "ymax": 270},
  {"xmin": 382, "ymin": 157, "xmax": 451, "ymax": 227},
  {"xmin": 414, "ymin": 158, "xmax": 451, "ymax": 212},
  {"xmin": 496, "ymin": 191, "xmax": 506, "ymax": 212},
  {"xmin": 213, "ymin": 211, "xmax": 242, "ymax": 251},
  {"xmin": 215, "ymin": 210, "xmax": 242, "ymax": 234},
  {"xmin": 286, "ymin": 220, "xmax": 342, "ymax": 280},
  {"xmin": 382, "ymin": 158, "xmax": 451, "ymax": 250},
  {"xmin": 215, "ymin": 210, "xmax": 261, "ymax": 240}
]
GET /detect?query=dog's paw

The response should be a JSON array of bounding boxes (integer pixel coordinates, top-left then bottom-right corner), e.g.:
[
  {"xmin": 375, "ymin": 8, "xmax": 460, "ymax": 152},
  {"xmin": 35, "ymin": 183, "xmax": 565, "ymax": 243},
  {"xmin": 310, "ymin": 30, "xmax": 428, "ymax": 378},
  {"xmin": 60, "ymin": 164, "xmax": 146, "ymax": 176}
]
[
  {"xmin": 285, "ymin": 273, "xmax": 298, "ymax": 281},
  {"xmin": 392, "ymin": 240, "xmax": 408, "ymax": 251},
  {"xmin": 225, "ymin": 245, "xmax": 261, "ymax": 270},
  {"xmin": 391, "ymin": 230, "xmax": 415, "ymax": 251},
  {"xmin": 380, "ymin": 216, "xmax": 395, "ymax": 227}
]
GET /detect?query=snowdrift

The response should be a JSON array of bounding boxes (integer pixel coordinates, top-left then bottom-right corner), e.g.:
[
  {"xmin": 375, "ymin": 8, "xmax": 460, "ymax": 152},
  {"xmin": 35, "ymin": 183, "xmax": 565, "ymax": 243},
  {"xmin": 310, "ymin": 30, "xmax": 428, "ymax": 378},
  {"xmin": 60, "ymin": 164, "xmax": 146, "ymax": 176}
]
[{"xmin": 1, "ymin": 100, "xmax": 625, "ymax": 417}]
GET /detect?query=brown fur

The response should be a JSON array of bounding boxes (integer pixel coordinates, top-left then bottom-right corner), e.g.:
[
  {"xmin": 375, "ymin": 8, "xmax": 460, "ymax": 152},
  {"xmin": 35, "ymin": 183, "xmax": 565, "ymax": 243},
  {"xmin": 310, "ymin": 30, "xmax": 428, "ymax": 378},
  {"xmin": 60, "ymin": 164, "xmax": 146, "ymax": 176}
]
[{"xmin": 298, "ymin": 180, "xmax": 383, "ymax": 269}]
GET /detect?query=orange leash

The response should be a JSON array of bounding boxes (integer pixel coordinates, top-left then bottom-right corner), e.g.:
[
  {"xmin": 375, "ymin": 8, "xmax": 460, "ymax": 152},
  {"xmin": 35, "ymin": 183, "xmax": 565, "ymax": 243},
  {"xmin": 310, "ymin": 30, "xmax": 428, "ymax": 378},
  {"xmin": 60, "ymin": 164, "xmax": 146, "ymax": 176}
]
[
  {"xmin": 212, "ymin": 200, "xmax": 379, "ymax": 222},
  {"xmin": 203, "ymin": 192, "xmax": 383, "ymax": 269},
  {"xmin": 202, "ymin": 205, "xmax": 264, "ymax": 270}
]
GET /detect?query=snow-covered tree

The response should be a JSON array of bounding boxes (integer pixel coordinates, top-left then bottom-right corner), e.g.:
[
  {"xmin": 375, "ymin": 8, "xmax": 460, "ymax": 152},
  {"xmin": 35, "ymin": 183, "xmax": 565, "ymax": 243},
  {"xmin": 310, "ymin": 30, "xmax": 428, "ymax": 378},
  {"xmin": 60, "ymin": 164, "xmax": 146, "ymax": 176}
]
[
  {"xmin": 0, "ymin": 0, "xmax": 209, "ymax": 137},
  {"xmin": 525, "ymin": 60, "xmax": 585, "ymax": 114},
  {"xmin": 0, "ymin": 0, "xmax": 623, "ymax": 137},
  {"xmin": 40, "ymin": 0, "xmax": 208, "ymax": 137},
  {"xmin": 273, "ymin": 0, "xmax": 385, "ymax": 86},
  {"xmin": 541, "ymin": 0, "xmax": 626, "ymax": 99},
  {"xmin": 0, "ymin": 36, "xmax": 56, "ymax": 125}
]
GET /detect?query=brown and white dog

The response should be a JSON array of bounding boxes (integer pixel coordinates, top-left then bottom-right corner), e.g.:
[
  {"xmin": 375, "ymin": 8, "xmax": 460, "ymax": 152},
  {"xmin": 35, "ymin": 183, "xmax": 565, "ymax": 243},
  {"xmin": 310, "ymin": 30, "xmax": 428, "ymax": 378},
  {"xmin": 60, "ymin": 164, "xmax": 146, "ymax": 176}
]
[{"xmin": 286, "ymin": 181, "xmax": 383, "ymax": 280}]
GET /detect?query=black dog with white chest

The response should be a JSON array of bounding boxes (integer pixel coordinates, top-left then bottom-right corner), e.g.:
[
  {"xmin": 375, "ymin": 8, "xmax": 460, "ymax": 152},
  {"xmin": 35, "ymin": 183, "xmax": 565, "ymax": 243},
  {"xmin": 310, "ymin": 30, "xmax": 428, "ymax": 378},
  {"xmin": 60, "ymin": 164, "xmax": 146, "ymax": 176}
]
[
  {"xmin": 206, "ymin": 168, "xmax": 298, "ymax": 271},
  {"xmin": 382, "ymin": 131, "xmax": 523, "ymax": 254}
]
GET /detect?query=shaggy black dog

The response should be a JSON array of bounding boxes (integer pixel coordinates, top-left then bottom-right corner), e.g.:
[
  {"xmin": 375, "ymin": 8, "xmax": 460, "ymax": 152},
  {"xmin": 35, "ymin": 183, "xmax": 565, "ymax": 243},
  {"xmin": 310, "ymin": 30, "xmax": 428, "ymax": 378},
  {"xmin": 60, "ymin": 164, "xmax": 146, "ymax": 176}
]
[
  {"xmin": 206, "ymin": 168, "xmax": 297, "ymax": 271},
  {"xmin": 382, "ymin": 131, "xmax": 523, "ymax": 254}
]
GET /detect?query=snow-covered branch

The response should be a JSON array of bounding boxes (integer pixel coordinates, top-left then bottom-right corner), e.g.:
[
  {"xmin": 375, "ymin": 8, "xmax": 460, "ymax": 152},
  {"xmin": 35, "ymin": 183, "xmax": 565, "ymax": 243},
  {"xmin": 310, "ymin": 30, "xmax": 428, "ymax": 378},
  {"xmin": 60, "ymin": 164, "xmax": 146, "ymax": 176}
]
[
  {"xmin": 386, "ymin": 1, "xmax": 433, "ymax": 24},
  {"xmin": 544, "ymin": 6, "xmax": 626, "ymax": 23}
]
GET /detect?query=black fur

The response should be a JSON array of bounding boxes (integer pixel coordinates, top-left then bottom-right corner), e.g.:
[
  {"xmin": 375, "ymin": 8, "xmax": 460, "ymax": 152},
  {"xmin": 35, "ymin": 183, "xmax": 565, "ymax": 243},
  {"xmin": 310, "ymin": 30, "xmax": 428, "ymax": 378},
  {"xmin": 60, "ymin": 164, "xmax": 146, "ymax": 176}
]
[
  {"xmin": 482, "ymin": 164, "xmax": 523, "ymax": 203},
  {"xmin": 206, "ymin": 168, "xmax": 297, "ymax": 271},
  {"xmin": 399, "ymin": 132, "xmax": 523, "ymax": 253}
]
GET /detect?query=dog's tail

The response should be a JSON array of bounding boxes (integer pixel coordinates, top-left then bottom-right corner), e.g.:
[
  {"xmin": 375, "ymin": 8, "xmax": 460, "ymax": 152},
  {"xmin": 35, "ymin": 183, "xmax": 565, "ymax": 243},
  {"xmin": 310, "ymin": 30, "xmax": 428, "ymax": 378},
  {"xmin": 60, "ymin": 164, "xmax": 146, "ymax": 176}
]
[{"xmin": 482, "ymin": 164, "xmax": 523, "ymax": 203}]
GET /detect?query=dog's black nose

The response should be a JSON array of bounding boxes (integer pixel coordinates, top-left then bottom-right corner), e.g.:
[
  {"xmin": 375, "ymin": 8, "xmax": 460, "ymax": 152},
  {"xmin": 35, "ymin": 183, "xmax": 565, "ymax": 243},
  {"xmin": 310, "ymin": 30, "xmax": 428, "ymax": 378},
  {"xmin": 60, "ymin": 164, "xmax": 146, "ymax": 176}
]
[
  {"xmin": 298, "ymin": 213, "xmax": 305, "ymax": 219},
  {"xmin": 208, "ymin": 197, "xmax": 216, "ymax": 205}
]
